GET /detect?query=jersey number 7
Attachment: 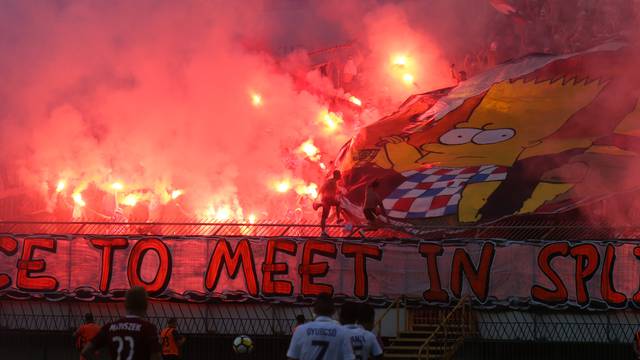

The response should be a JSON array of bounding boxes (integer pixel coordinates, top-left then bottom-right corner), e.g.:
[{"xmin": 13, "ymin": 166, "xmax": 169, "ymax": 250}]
[{"xmin": 312, "ymin": 340, "xmax": 329, "ymax": 360}]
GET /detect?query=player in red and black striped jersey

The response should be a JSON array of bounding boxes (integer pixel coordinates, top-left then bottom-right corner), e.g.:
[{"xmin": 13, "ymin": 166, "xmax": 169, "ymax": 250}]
[{"xmin": 82, "ymin": 287, "xmax": 162, "ymax": 360}]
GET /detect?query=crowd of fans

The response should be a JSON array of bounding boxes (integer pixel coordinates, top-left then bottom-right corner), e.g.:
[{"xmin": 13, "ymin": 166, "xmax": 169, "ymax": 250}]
[{"xmin": 458, "ymin": 0, "xmax": 640, "ymax": 78}]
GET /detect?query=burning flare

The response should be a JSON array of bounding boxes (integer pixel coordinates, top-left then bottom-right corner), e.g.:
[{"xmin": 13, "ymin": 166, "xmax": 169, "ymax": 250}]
[
  {"xmin": 348, "ymin": 95, "xmax": 362, "ymax": 107},
  {"xmin": 171, "ymin": 189, "xmax": 183, "ymax": 200},
  {"xmin": 250, "ymin": 92, "xmax": 262, "ymax": 107},
  {"xmin": 122, "ymin": 193, "xmax": 140, "ymax": 207},
  {"xmin": 319, "ymin": 109, "xmax": 343, "ymax": 133},
  {"xmin": 275, "ymin": 180, "xmax": 291, "ymax": 193},
  {"xmin": 111, "ymin": 182, "xmax": 124, "ymax": 191},
  {"xmin": 72, "ymin": 192, "xmax": 86, "ymax": 207},
  {"xmin": 55, "ymin": 180, "xmax": 66, "ymax": 193},
  {"xmin": 295, "ymin": 182, "xmax": 318, "ymax": 200},
  {"xmin": 298, "ymin": 138, "xmax": 320, "ymax": 161},
  {"xmin": 392, "ymin": 54, "xmax": 408, "ymax": 67},
  {"xmin": 402, "ymin": 73, "xmax": 415, "ymax": 86},
  {"xmin": 247, "ymin": 213, "xmax": 257, "ymax": 224}
]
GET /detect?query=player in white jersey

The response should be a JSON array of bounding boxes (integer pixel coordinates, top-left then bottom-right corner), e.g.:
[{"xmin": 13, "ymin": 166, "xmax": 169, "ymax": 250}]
[
  {"xmin": 340, "ymin": 302, "xmax": 383, "ymax": 360},
  {"xmin": 287, "ymin": 294, "xmax": 355, "ymax": 360}
]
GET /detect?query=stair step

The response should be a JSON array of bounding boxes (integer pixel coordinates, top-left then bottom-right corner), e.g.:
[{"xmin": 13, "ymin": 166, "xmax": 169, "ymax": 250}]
[
  {"xmin": 387, "ymin": 344, "xmax": 447, "ymax": 349},
  {"xmin": 399, "ymin": 331, "xmax": 466, "ymax": 337},
  {"xmin": 412, "ymin": 323, "xmax": 468, "ymax": 328},
  {"xmin": 383, "ymin": 354, "xmax": 441, "ymax": 359}
]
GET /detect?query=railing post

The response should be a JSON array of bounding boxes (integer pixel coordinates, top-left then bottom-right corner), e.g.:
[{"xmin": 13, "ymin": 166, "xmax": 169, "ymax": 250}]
[
  {"xmin": 403, "ymin": 296, "xmax": 408, "ymax": 332},
  {"xmin": 396, "ymin": 297, "xmax": 400, "ymax": 335}
]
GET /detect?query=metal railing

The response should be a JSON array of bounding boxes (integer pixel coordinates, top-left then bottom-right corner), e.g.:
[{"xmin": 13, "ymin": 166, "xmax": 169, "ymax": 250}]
[
  {"xmin": 1, "ymin": 220, "xmax": 640, "ymax": 241},
  {"xmin": 475, "ymin": 310, "xmax": 640, "ymax": 343},
  {"xmin": 0, "ymin": 299, "xmax": 313, "ymax": 335},
  {"xmin": 418, "ymin": 296, "xmax": 472, "ymax": 360},
  {"xmin": 374, "ymin": 296, "xmax": 406, "ymax": 336},
  {"xmin": 0, "ymin": 220, "xmax": 413, "ymax": 239}
]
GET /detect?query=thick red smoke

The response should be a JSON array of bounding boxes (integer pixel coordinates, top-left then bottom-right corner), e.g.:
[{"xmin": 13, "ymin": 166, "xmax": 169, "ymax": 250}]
[
  {"xmin": 0, "ymin": 0, "xmax": 461, "ymax": 222},
  {"xmin": 0, "ymin": 0, "xmax": 636, "ymax": 224}
]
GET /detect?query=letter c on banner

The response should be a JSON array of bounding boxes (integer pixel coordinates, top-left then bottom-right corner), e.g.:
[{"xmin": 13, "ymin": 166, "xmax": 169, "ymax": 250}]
[
  {"xmin": 0, "ymin": 236, "xmax": 18, "ymax": 290},
  {"xmin": 127, "ymin": 238, "xmax": 172, "ymax": 295}
]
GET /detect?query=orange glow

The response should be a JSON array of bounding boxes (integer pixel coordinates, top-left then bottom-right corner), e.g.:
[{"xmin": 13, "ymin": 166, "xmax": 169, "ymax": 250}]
[
  {"xmin": 319, "ymin": 110, "xmax": 343, "ymax": 133},
  {"xmin": 402, "ymin": 73, "xmax": 415, "ymax": 85},
  {"xmin": 72, "ymin": 192, "xmax": 86, "ymax": 207},
  {"xmin": 247, "ymin": 213, "xmax": 257, "ymax": 224},
  {"xmin": 275, "ymin": 180, "xmax": 290, "ymax": 193},
  {"xmin": 348, "ymin": 95, "xmax": 362, "ymax": 107},
  {"xmin": 392, "ymin": 54, "xmax": 408, "ymax": 67},
  {"xmin": 295, "ymin": 182, "xmax": 318, "ymax": 199},
  {"xmin": 171, "ymin": 189, "xmax": 183, "ymax": 200},
  {"xmin": 251, "ymin": 92, "xmax": 262, "ymax": 107},
  {"xmin": 122, "ymin": 193, "xmax": 140, "ymax": 207},
  {"xmin": 202, "ymin": 205, "xmax": 232, "ymax": 221},
  {"xmin": 215, "ymin": 207, "xmax": 231, "ymax": 221},
  {"xmin": 111, "ymin": 182, "xmax": 124, "ymax": 191},
  {"xmin": 298, "ymin": 138, "xmax": 320, "ymax": 161},
  {"xmin": 55, "ymin": 180, "xmax": 66, "ymax": 193}
]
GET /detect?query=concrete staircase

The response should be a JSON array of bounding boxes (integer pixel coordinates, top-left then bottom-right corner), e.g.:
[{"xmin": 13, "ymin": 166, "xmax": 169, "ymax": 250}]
[
  {"xmin": 383, "ymin": 324, "xmax": 470, "ymax": 359},
  {"xmin": 382, "ymin": 299, "xmax": 474, "ymax": 360}
]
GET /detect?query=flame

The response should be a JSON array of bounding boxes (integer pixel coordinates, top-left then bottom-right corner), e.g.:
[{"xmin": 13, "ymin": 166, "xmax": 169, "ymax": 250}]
[
  {"xmin": 402, "ymin": 73, "xmax": 415, "ymax": 85},
  {"xmin": 215, "ymin": 207, "xmax": 231, "ymax": 221},
  {"xmin": 122, "ymin": 193, "xmax": 140, "ymax": 207},
  {"xmin": 56, "ymin": 180, "xmax": 66, "ymax": 193},
  {"xmin": 392, "ymin": 54, "xmax": 408, "ymax": 67},
  {"xmin": 348, "ymin": 95, "xmax": 362, "ymax": 107},
  {"xmin": 275, "ymin": 180, "xmax": 291, "ymax": 193},
  {"xmin": 295, "ymin": 182, "xmax": 318, "ymax": 199},
  {"xmin": 111, "ymin": 182, "xmax": 124, "ymax": 191},
  {"xmin": 247, "ymin": 213, "xmax": 257, "ymax": 224},
  {"xmin": 319, "ymin": 109, "xmax": 343, "ymax": 133},
  {"xmin": 72, "ymin": 192, "xmax": 86, "ymax": 207},
  {"xmin": 202, "ymin": 205, "xmax": 234, "ymax": 221},
  {"xmin": 298, "ymin": 138, "xmax": 320, "ymax": 161},
  {"xmin": 319, "ymin": 162, "xmax": 327, "ymax": 170},
  {"xmin": 171, "ymin": 189, "xmax": 183, "ymax": 200},
  {"xmin": 251, "ymin": 92, "xmax": 262, "ymax": 107}
]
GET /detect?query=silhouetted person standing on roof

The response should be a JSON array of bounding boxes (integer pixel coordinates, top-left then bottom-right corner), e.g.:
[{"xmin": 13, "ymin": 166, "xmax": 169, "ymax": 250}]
[
  {"xmin": 363, "ymin": 180, "xmax": 385, "ymax": 226},
  {"xmin": 314, "ymin": 170, "xmax": 342, "ymax": 237}
]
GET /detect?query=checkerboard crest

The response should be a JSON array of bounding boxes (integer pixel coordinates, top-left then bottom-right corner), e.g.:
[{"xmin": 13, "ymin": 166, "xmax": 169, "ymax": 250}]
[{"xmin": 382, "ymin": 165, "xmax": 507, "ymax": 219}]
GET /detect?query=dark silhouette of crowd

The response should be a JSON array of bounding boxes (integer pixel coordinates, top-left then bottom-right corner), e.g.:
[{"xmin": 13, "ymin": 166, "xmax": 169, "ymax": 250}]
[{"xmin": 457, "ymin": 0, "xmax": 639, "ymax": 78}]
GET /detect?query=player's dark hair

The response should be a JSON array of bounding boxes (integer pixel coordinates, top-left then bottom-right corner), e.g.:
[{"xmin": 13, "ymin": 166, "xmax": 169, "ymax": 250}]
[
  {"xmin": 295, "ymin": 314, "xmax": 306, "ymax": 325},
  {"xmin": 358, "ymin": 303, "xmax": 376, "ymax": 329},
  {"xmin": 125, "ymin": 286, "xmax": 148, "ymax": 315},
  {"xmin": 339, "ymin": 301, "xmax": 359, "ymax": 325},
  {"xmin": 313, "ymin": 293, "xmax": 335, "ymax": 317},
  {"xmin": 84, "ymin": 313, "xmax": 94, "ymax": 323}
]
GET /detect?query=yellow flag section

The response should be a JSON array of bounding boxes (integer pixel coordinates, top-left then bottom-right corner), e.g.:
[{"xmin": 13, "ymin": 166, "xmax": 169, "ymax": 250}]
[{"xmin": 337, "ymin": 44, "xmax": 640, "ymax": 225}]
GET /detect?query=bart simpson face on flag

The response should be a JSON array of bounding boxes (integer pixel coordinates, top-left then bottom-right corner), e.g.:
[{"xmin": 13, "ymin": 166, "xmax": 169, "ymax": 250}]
[
  {"xmin": 338, "ymin": 44, "xmax": 640, "ymax": 225},
  {"xmin": 417, "ymin": 79, "xmax": 605, "ymax": 168}
]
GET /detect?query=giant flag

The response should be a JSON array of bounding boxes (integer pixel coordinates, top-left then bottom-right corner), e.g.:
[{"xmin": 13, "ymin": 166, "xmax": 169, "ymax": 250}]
[{"xmin": 336, "ymin": 43, "xmax": 640, "ymax": 225}]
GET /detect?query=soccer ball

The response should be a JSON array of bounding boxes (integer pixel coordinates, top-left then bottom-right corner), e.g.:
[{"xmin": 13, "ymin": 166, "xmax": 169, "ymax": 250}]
[{"xmin": 232, "ymin": 335, "xmax": 254, "ymax": 354}]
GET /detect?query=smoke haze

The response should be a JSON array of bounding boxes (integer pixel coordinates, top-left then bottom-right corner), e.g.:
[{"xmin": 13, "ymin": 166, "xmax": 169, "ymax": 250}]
[{"xmin": 0, "ymin": 0, "xmax": 636, "ymax": 222}]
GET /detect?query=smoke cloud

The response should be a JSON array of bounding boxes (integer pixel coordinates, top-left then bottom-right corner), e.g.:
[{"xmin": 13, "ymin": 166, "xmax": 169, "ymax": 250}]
[{"xmin": 0, "ymin": 0, "xmax": 636, "ymax": 223}]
